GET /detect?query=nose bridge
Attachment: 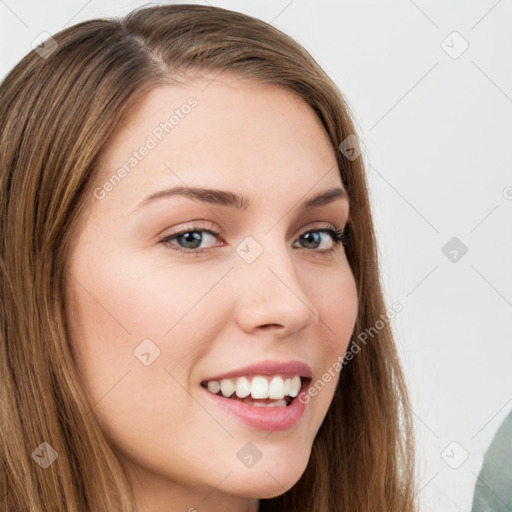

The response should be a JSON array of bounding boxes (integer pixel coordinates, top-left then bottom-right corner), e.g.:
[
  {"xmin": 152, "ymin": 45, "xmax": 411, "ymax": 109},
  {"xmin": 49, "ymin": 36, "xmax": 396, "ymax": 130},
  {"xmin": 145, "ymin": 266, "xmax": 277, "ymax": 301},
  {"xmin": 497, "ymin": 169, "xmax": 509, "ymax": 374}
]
[{"xmin": 233, "ymin": 232, "xmax": 318, "ymax": 334}]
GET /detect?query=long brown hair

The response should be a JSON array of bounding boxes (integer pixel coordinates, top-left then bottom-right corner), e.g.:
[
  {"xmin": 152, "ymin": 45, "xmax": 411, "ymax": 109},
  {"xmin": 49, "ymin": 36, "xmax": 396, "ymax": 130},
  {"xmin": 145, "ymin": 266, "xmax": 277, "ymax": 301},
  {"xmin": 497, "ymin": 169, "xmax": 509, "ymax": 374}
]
[{"xmin": 0, "ymin": 4, "xmax": 416, "ymax": 511}]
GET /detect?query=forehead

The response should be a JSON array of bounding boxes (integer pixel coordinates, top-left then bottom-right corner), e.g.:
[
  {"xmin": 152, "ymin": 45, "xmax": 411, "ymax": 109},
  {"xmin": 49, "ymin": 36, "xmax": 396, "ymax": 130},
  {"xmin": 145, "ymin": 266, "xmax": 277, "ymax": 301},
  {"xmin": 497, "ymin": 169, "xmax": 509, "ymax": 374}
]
[{"xmin": 89, "ymin": 75, "xmax": 343, "ymax": 214}]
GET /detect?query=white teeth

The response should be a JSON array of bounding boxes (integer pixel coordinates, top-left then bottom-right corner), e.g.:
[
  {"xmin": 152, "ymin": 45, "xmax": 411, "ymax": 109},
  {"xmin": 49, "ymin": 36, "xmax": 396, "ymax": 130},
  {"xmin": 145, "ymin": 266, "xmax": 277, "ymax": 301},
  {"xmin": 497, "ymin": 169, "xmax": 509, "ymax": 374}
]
[
  {"xmin": 251, "ymin": 376, "xmax": 269, "ymax": 399},
  {"xmin": 207, "ymin": 380, "xmax": 220, "ymax": 394},
  {"xmin": 235, "ymin": 376, "xmax": 251, "ymax": 398},
  {"xmin": 220, "ymin": 379, "xmax": 235, "ymax": 398},
  {"xmin": 284, "ymin": 378, "xmax": 291, "ymax": 395},
  {"xmin": 268, "ymin": 376, "xmax": 285, "ymax": 399},
  {"xmin": 251, "ymin": 399, "xmax": 288, "ymax": 407},
  {"xmin": 204, "ymin": 374, "xmax": 304, "ymax": 400},
  {"xmin": 289, "ymin": 376, "xmax": 302, "ymax": 397}
]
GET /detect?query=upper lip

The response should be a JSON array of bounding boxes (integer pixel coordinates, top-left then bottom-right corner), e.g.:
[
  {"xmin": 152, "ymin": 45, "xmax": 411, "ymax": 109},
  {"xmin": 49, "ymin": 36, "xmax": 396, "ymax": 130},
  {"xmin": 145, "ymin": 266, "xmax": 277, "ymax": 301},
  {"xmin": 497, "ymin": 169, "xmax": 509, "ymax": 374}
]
[{"xmin": 201, "ymin": 360, "xmax": 313, "ymax": 383}]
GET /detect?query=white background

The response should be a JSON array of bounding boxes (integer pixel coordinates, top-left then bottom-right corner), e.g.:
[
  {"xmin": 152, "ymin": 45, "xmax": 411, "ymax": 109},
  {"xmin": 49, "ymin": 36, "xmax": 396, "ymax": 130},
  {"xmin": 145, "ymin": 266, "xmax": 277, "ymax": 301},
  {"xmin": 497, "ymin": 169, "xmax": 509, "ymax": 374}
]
[{"xmin": 1, "ymin": 1, "xmax": 511, "ymax": 511}]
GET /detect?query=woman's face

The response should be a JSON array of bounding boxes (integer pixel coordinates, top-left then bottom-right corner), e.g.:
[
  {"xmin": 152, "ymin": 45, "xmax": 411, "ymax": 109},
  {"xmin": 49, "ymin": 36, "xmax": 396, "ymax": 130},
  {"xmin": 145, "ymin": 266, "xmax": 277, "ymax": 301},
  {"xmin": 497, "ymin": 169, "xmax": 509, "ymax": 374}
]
[{"xmin": 65, "ymin": 75, "xmax": 358, "ymax": 511}]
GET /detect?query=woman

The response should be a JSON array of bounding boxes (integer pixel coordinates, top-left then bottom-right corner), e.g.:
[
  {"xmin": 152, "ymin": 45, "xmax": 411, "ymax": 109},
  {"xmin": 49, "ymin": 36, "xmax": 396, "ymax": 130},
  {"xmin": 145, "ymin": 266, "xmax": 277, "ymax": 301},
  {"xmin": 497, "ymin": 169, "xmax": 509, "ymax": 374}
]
[{"xmin": 0, "ymin": 4, "xmax": 416, "ymax": 511}]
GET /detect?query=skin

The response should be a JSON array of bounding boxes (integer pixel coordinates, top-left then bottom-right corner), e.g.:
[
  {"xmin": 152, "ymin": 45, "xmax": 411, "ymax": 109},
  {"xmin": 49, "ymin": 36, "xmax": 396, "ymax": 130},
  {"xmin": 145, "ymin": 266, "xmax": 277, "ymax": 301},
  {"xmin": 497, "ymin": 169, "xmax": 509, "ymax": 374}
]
[{"xmin": 65, "ymin": 74, "xmax": 359, "ymax": 512}]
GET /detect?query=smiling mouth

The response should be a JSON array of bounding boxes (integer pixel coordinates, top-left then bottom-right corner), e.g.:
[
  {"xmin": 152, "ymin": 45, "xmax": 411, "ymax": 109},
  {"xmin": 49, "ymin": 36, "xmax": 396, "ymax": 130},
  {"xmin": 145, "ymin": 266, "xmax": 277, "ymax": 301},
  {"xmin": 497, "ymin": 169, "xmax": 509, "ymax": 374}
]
[{"xmin": 200, "ymin": 375, "xmax": 311, "ymax": 408}]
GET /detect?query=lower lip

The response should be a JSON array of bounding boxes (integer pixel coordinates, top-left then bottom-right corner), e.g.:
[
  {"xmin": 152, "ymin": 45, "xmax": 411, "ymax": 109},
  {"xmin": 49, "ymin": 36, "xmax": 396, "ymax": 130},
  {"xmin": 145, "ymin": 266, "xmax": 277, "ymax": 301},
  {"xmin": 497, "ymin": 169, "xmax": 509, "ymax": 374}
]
[{"xmin": 201, "ymin": 379, "xmax": 311, "ymax": 432}]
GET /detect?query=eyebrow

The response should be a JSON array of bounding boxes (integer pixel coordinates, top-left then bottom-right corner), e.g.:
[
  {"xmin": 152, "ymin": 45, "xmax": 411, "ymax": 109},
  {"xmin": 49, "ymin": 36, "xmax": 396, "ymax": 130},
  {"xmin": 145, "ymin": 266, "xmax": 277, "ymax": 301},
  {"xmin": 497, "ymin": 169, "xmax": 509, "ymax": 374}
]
[{"xmin": 132, "ymin": 185, "xmax": 348, "ymax": 214}]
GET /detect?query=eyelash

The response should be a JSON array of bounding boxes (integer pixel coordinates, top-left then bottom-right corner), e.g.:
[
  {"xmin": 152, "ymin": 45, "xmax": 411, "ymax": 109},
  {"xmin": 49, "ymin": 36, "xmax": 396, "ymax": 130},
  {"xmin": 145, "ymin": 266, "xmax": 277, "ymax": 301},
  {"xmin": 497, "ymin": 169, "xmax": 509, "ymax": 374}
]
[{"xmin": 158, "ymin": 224, "xmax": 349, "ymax": 255}]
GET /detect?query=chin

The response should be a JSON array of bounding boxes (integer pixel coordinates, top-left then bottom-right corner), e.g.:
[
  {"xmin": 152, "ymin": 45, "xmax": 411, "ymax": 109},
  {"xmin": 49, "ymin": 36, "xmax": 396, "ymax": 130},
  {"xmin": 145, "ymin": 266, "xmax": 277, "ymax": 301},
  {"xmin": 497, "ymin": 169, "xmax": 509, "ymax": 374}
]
[{"xmin": 227, "ymin": 456, "xmax": 309, "ymax": 499}]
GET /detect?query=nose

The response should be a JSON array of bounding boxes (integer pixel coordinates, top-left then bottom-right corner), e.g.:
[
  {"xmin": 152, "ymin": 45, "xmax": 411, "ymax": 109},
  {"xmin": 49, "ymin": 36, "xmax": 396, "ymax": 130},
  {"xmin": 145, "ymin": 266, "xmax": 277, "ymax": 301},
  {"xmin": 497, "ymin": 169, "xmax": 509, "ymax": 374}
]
[{"xmin": 233, "ymin": 240, "xmax": 319, "ymax": 337}]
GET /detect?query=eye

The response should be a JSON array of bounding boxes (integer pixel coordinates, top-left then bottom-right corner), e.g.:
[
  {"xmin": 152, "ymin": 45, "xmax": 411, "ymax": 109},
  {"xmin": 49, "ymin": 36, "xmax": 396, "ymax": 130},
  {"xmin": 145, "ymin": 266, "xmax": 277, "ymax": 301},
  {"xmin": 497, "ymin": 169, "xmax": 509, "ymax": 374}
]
[
  {"xmin": 160, "ymin": 228, "xmax": 221, "ymax": 253},
  {"xmin": 294, "ymin": 227, "xmax": 348, "ymax": 251},
  {"xmin": 159, "ymin": 224, "xmax": 348, "ymax": 255}
]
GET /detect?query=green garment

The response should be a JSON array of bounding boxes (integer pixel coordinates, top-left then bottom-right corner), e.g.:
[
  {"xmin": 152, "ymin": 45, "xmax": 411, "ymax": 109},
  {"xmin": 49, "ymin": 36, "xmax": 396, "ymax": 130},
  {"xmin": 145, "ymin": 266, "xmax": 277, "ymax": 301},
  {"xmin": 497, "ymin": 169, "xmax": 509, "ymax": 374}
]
[{"xmin": 471, "ymin": 409, "xmax": 512, "ymax": 512}]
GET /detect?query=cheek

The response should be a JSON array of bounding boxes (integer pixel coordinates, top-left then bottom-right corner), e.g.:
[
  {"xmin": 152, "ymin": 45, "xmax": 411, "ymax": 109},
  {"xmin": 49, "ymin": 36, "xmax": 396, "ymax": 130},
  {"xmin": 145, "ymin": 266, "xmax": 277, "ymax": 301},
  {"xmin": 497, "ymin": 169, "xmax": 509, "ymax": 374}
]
[
  {"xmin": 64, "ymin": 256, "xmax": 208, "ymax": 448},
  {"xmin": 67, "ymin": 247, "xmax": 220, "ymax": 339},
  {"xmin": 306, "ymin": 264, "xmax": 358, "ymax": 409},
  {"xmin": 317, "ymin": 262, "xmax": 359, "ymax": 350},
  {"xmin": 64, "ymin": 249, "xmax": 231, "ymax": 397}
]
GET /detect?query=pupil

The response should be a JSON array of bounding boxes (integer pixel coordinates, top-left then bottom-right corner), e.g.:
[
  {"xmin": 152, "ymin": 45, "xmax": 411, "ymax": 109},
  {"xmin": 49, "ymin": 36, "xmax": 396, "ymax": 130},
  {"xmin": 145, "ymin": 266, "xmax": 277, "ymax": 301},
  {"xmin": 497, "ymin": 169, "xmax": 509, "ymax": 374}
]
[
  {"xmin": 302, "ymin": 232, "xmax": 320, "ymax": 249},
  {"xmin": 180, "ymin": 232, "xmax": 202, "ymax": 249}
]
